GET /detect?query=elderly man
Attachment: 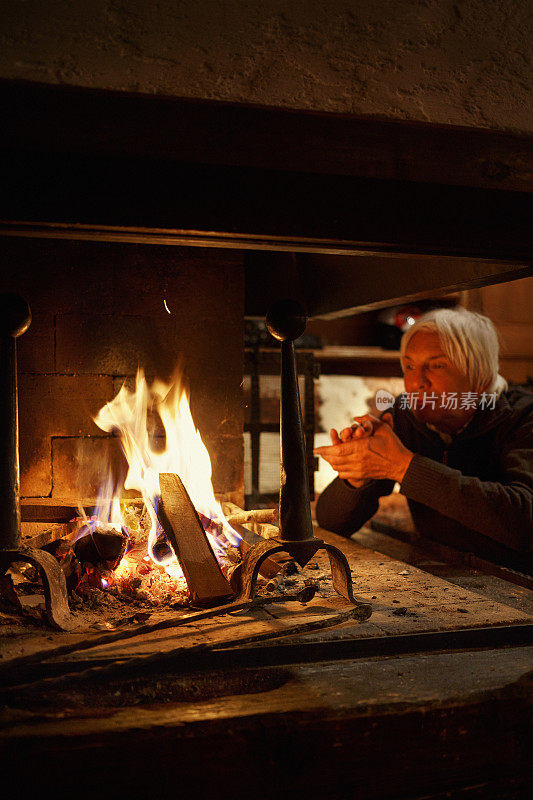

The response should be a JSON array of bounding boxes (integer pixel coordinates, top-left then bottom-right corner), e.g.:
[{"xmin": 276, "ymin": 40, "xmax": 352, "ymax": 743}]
[{"xmin": 314, "ymin": 308, "xmax": 533, "ymax": 571}]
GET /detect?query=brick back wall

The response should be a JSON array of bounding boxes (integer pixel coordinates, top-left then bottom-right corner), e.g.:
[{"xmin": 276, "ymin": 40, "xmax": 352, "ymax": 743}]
[{"xmin": 0, "ymin": 239, "xmax": 245, "ymax": 505}]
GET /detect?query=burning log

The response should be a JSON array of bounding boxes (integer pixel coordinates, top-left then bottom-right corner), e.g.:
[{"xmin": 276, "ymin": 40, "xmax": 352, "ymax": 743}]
[
  {"xmin": 41, "ymin": 537, "xmax": 82, "ymax": 593},
  {"xmin": 73, "ymin": 525, "xmax": 129, "ymax": 571},
  {"xmin": 158, "ymin": 473, "xmax": 233, "ymax": 607},
  {"xmin": 152, "ymin": 532, "xmax": 174, "ymax": 562},
  {"xmin": 20, "ymin": 498, "xmax": 144, "ymax": 524}
]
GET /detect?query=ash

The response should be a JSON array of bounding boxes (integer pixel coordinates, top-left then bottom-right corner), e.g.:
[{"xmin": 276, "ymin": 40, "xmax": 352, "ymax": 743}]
[{"xmin": 74, "ymin": 502, "xmax": 191, "ymax": 609}]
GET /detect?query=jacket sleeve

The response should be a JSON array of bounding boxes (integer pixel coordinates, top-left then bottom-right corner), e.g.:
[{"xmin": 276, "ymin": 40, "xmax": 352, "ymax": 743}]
[
  {"xmin": 400, "ymin": 424, "xmax": 533, "ymax": 551},
  {"xmin": 315, "ymin": 476, "xmax": 395, "ymax": 536}
]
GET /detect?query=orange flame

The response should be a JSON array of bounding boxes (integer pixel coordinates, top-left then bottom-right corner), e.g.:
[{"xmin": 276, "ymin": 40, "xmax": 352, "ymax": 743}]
[{"xmin": 93, "ymin": 369, "xmax": 240, "ymax": 575}]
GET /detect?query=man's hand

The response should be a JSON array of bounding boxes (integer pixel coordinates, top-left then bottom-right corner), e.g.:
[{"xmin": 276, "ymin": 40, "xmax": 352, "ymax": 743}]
[
  {"xmin": 315, "ymin": 413, "xmax": 413, "ymax": 487},
  {"xmin": 327, "ymin": 417, "xmax": 375, "ymax": 486},
  {"xmin": 336, "ymin": 416, "xmax": 374, "ymax": 443}
]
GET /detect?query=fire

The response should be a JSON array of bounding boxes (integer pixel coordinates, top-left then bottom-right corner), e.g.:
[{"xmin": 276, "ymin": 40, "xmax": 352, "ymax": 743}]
[{"xmin": 88, "ymin": 369, "xmax": 240, "ymax": 589}]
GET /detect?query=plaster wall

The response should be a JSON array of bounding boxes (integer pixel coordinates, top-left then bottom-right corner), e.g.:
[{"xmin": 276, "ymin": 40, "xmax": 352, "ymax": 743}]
[{"xmin": 1, "ymin": 0, "xmax": 531, "ymax": 132}]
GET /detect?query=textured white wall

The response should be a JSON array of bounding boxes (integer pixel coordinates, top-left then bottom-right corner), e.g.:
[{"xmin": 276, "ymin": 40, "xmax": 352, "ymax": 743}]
[{"xmin": 1, "ymin": 0, "xmax": 532, "ymax": 131}]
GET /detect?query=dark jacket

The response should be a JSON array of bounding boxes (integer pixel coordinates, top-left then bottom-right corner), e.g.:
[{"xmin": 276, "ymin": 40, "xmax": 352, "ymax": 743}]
[{"xmin": 316, "ymin": 386, "xmax": 533, "ymax": 571}]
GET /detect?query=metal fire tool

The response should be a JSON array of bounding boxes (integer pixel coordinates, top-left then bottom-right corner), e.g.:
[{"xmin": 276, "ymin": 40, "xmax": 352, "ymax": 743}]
[
  {"xmin": 237, "ymin": 299, "xmax": 371, "ymax": 619},
  {"xmin": 0, "ymin": 294, "xmax": 75, "ymax": 630}
]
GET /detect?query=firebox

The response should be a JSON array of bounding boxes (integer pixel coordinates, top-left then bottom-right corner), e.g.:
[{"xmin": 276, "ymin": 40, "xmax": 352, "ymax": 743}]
[{"xmin": 1, "ymin": 239, "xmax": 245, "ymax": 509}]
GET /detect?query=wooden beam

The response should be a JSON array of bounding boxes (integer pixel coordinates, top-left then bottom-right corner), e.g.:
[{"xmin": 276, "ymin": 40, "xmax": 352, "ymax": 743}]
[
  {"xmin": 2, "ymin": 157, "xmax": 531, "ymax": 263},
  {"xmin": 2, "ymin": 80, "xmax": 531, "ymax": 319}
]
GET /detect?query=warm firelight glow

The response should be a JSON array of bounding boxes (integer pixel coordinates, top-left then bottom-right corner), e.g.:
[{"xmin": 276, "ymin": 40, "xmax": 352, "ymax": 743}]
[{"xmin": 91, "ymin": 369, "xmax": 240, "ymax": 581}]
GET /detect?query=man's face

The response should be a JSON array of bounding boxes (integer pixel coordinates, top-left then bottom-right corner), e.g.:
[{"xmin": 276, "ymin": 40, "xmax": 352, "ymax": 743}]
[{"xmin": 402, "ymin": 330, "xmax": 474, "ymax": 430}]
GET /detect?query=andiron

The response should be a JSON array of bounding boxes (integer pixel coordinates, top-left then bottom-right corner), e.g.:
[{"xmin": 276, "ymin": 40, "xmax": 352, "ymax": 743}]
[
  {"xmin": 238, "ymin": 298, "xmax": 371, "ymax": 620},
  {"xmin": 0, "ymin": 294, "xmax": 74, "ymax": 630}
]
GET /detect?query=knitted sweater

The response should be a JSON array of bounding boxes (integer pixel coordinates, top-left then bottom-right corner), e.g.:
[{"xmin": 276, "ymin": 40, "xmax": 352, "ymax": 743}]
[{"xmin": 315, "ymin": 386, "xmax": 533, "ymax": 571}]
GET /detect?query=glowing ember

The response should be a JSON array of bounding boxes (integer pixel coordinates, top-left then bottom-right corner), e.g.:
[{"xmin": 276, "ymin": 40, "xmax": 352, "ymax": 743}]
[{"xmin": 82, "ymin": 368, "xmax": 240, "ymax": 600}]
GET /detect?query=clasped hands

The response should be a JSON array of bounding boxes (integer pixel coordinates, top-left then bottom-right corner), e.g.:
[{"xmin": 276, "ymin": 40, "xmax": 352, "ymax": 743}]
[{"xmin": 313, "ymin": 412, "xmax": 413, "ymax": 488}]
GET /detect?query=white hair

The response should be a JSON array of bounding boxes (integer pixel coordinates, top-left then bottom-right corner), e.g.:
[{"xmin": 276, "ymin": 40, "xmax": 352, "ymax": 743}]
[{"xmin": 400, "ymin": 307, "xmax": 507, "ymax": 395}]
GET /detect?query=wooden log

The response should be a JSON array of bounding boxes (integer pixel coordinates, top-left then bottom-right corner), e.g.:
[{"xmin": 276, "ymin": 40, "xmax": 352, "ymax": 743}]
[
  {"xmin": 23, "ymin": 519, "xmax": 82, "ymax": 549},
  {"xmin": 158, "ymin": 474, "xmax": 233, "ymax": 607},
  {"xmin": 73, "ymin": 526, "xmax": 129, "ymax": 571},
  {"xmin": 226, "ymin": 508, "xmax": 278, "ymax": 526}
]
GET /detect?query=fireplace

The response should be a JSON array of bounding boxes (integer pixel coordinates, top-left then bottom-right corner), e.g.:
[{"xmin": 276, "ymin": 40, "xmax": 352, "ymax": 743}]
[
  {"xmin": 1, "ymin": 81, "xmax": 529, "ymax": 529},
  {"xmin": 0, "ymin": 272, "xmax": 368, "ymax": 621},
  {"xmin": 0, "ymin": 80, "xmax": 531, "ymax": 800},
  {"xmin": 0, "ymin": 78, "xmax": 530, "ymax": 614},
  {"xmin": 0, "ymin": 232, "xmax": 258, "ymax": 623}
]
